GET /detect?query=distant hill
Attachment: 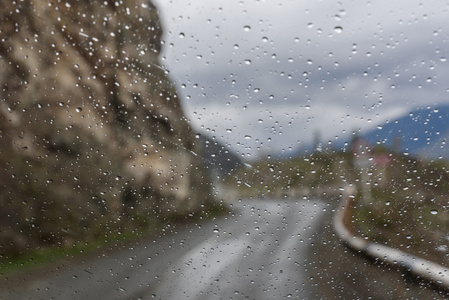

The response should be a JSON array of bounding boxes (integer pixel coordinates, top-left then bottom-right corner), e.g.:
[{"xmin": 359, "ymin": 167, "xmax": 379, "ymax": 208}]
[
  {"xmin": 361, "ymin": 105, "xmax": 449, "ymax": 160},
  {"xmin": 198, "ymin": 134, "xmax": 243, "ymax": 178}
]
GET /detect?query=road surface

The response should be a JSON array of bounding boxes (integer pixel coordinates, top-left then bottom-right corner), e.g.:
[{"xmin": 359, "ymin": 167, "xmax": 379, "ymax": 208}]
[{"xmin": 0, "ymin": 198, "xmax": 325, "ymax": 299}]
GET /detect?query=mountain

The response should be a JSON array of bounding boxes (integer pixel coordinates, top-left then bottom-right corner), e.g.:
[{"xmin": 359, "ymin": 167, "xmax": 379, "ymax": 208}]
[
  {"xmin": 362, "ymin": 105, "xmax": 449, "ymax": 160},
  {"xmin": 0, "ymin": 0, "xmax": 215, "ymax": 257},
  {"xmin": 198, "ymin": 134, "xmax": 243, "ymax": 178}
]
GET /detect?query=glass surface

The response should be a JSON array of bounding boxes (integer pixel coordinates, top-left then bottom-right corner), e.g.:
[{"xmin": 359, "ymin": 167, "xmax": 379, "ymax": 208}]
[{"xmin": 1, "ymin": 0, "xmax": 449, "ymax": 298}]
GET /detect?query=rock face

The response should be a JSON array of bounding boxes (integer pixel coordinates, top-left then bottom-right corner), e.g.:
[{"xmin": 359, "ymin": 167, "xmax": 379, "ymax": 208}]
[{"xmin": 0, "ymin": 0, "xmax": 214, "ymax": 257}]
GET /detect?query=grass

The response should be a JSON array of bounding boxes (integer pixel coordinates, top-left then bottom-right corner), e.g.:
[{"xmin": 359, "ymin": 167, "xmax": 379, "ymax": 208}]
[
  {"xmin": 0, "ymin": 201, "xmax": 231, "ymax": 276},
  {"xmin": 0, "ymin": 227, "xmax": 153, "ymax": 275},
  {"xmin": 352, "ymin": 189, "xmax": 449, "ymax": 266}
]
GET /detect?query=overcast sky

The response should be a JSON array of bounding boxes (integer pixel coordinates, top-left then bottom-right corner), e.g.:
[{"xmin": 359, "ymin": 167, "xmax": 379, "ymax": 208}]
[{"xmin": 153, "ymin": 0, "xmax": 449, "ymax": 160}]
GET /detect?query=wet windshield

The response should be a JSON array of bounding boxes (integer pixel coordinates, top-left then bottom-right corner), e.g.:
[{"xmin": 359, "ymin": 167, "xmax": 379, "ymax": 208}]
[{"xmin": 1, "ymin": 0, "xmax": 449, "ymax": 299}]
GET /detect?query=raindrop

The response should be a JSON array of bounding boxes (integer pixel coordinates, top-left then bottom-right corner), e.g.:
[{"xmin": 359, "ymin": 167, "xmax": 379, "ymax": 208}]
[
  {"xmin": 431, "ymin": 209, "xmax": 438, "ymax": 215},
  {"xmin": 334, "ymin": 26, "xmax": 343, "ymax": 33},
  {"xmin": 179, "ymin": 32, "xmax": 185, "ymax": 38},
  {"xmin": 244, "ymin": 59, "xmax": 251, "ymax": 65},
  {"xmin": 244, "ymin": 135, "xmax": 252, "ymax": 140},
  {"xmin": 75, "ymin": 107, "xmax": 82, "ymax": 112},
  {"xmin": 262, "ymin": 37, "xmax": 268, "ymax": 42},
  {"xmin": 243, "ymin": 25, "xmax": 251, "ymax": 32}
]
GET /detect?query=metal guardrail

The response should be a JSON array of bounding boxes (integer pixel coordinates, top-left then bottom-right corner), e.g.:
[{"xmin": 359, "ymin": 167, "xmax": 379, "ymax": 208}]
[{"xmin": 333, "ymin": 197, "xmax": 449, "ymax": 289}]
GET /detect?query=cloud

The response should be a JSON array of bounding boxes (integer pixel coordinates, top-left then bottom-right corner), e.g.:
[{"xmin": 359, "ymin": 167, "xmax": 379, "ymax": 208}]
[{"xmin": 154, "ymin": 0, "xmax": 449, "ymax": 157}]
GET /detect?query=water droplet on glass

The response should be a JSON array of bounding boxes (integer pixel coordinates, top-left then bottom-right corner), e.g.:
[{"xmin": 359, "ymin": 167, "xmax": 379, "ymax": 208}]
[
  {"xmin": 179, "ymin": 32, "xmax": 185, "ymax": 38},
  {"xmin": 334, "ymin": 26, "xmax": 343, "ymax": 33},
  {"xmin": 244, "ymin": 59, "xmax": 251, "ymax": 65},
  {"xmin": 431, "ymin": 209, "xmax": 438, "ymax": 215},
  {"xmin": 76, "ymin": 107, "xmax": 82, "ymax": 112},
  {"xmin": 243, "ymin": 25, "xmax": 251, "ymax": 32}
]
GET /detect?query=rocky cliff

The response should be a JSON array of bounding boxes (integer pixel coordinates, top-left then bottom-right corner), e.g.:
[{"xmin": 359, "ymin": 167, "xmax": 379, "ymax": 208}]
[{"xmin": 0, "ymin": 0, "xmax": 214, "ymax": 257}]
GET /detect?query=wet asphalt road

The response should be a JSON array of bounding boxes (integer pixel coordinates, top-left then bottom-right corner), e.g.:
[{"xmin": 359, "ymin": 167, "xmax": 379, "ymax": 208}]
[{"xmin": 0, "ymin": 198, "xmax": 325, "ymax": 300}]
